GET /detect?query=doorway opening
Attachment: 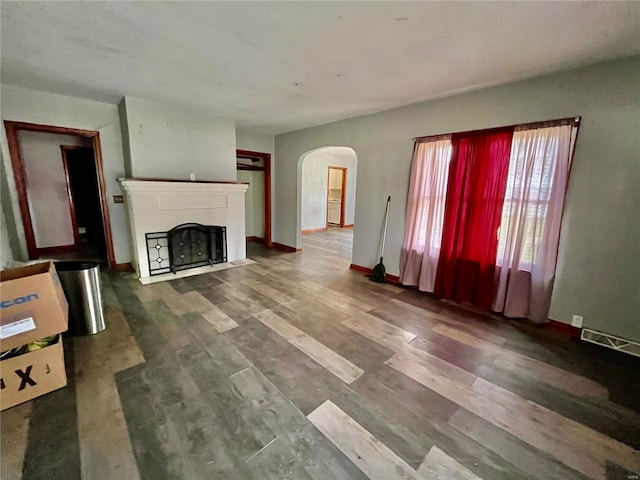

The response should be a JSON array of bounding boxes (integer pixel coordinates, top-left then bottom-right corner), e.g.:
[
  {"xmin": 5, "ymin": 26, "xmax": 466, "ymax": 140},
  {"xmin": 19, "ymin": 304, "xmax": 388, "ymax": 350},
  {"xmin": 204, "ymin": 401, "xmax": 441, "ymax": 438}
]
[
  {"xmin": 327, "ymin": 166, "xmax": 347, "ymax": 227},
  {"xmin": 236, "ymin": 149, "xmax": 272, "ymax": 251},
  {"xmin": 61, "ymin": 146, "xmax": 107, "ymax": 261},
  {"xmin": 298, "ymin": 146, "xmax": 357, "ymax": 263},
  {"xmin": 4, "ymin": 121, "xmax": 116, "ymax": 268}
]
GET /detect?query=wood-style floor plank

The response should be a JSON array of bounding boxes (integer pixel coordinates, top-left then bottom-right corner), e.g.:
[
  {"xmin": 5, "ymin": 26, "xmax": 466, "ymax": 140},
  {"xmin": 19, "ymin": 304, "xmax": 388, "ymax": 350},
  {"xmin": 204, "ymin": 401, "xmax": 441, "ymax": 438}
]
[
  {"xmin": 255, "ymin": 310, "xmax": 364, "ymax": 384},
  {"xmin": 477, "ymin": 360, "xmax": 640, "ymax": 448},
  {"xmin": 343, "ymin": 312, "xmax": 477, "ymax": 386},
  {"xmin": 387, "ymin": 353, "xmax": 640, "ymax": 479},
  {"xmin": 417, "ymin": 445, "xmax": 483, "ymax": 480},
  {"xmin": 448, "ymin": 409, "xmax": 591, "ymax": 480},
  {"xmin": 342, "ymin": 312, "xmax": 417, "ymax": 350},
  {"xmin": 73, "ymin": 282, "xmax": 144, "ymax": 480},
  {"xmin": 308, "ymin": 400, "xmax": 425, "ymax": 480},
  {"xmin": 0, "ymin": 402, "xmax": 31, "ymax": 480},
  {"xmin": 422, "ymin": 320, "xmax": 613, "ymax": 404},
  {"xmin": 202, "ymin": 310, "xmax": 239, "ymax": 333},
  {"xmin": 231, "ymin": 367, "xmax": 369, "ymax": 480}
]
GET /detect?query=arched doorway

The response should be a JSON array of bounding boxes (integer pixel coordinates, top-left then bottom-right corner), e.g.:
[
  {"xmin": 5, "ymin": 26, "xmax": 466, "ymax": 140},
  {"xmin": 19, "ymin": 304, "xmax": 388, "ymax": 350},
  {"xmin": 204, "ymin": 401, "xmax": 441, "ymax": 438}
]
[{"xmin": 297, "ymin": 146, "xmax": 357, "ymax": 263}]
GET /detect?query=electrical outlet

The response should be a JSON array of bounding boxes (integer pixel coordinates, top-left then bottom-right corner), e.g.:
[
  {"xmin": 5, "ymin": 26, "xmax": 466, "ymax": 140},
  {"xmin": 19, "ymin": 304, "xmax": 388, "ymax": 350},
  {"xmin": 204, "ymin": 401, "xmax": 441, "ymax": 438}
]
[
  {"xmin": 571, "ymin": 315, "xmax": 583, "ymax": 328},
  {"xmin": 189, "ymin": 173, "xmax": 196, "ymax": 181}
]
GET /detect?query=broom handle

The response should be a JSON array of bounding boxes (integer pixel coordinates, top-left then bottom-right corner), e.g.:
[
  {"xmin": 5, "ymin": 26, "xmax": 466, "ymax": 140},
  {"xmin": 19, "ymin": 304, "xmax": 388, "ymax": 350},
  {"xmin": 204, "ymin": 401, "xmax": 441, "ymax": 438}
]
[{"xmin": 380, "ymin": 196, "xmax": 391, "ymax": 258}]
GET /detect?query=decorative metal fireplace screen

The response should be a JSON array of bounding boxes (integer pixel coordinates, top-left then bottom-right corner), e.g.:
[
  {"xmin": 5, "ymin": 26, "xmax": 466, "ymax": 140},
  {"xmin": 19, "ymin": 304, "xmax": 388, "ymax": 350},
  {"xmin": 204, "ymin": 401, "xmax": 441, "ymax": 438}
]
[{"xmin": 145, "ymin": 223, "xmax": 227, "ymax": 276}]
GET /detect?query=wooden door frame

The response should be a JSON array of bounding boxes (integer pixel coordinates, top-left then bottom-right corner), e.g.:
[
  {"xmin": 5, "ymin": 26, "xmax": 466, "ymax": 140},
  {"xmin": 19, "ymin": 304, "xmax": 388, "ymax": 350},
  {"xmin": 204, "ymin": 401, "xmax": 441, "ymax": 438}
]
[
  {"xmin": 236, "ymin": 149, "xmax": 272, "ymax": 248},
  {"xmin": 4, "ymin": 121, "xmax": 117, "ymax": 269},
  {"xmin": 327, "ymin": 166, "xmax": 347, "ymax": 227}
]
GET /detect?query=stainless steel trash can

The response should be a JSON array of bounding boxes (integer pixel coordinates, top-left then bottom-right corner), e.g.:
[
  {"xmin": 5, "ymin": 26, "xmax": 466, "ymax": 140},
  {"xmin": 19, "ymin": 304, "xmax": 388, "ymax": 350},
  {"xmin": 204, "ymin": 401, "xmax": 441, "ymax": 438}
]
[{"xmin": 55, "ymin": 261, "xmax": 106, "ymax": 335}]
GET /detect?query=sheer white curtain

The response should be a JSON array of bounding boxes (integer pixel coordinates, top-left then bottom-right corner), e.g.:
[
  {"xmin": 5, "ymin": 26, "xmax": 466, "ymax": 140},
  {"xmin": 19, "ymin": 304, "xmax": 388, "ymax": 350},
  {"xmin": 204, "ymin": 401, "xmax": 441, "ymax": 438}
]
[
  {"xmin": 493, "ymin": 124, "xmax": 576, "ymax": 322},
  {"xmin": 399, "ymin": 136, "xmax": 452, "ymax": 292}
]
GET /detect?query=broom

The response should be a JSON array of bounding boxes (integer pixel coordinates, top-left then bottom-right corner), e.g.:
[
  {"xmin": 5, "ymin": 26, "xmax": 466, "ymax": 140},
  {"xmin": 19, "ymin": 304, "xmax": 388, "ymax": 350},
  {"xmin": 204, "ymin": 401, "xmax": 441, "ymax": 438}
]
[{"xmin": 370, "ymin": 195, "xmax": 391, "ymax": 283}]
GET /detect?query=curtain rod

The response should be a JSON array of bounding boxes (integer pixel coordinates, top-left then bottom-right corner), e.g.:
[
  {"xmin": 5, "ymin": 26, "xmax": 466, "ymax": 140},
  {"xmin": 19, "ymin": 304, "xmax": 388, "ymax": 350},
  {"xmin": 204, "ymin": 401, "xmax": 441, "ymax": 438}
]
[{"xmin": 413, "ymin": 116, "xmax": 581, "ymax": 142}]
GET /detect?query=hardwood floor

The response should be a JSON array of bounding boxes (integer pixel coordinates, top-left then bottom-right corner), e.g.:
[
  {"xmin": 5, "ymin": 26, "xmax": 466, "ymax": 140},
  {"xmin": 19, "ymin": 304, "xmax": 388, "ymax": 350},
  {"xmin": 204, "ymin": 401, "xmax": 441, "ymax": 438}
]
[{"xmin": 2, "ymin": 227, "xmax": 640, "ymax": 480}]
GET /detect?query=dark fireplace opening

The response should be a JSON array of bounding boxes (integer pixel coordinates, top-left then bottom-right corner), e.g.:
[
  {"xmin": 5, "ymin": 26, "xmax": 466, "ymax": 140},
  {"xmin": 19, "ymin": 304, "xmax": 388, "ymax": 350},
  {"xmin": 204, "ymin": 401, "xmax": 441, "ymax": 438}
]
[{"xmin": 145, "ymin": 223, "xmax": 227, "ymax": 276}]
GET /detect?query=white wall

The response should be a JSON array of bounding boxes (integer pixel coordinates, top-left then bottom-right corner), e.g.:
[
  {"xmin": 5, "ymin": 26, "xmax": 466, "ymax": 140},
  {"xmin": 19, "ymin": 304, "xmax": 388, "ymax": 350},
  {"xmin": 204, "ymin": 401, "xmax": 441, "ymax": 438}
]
[
  {"xmin": 121, "ymin": 97, "xmax": 236, "ymax": 182},
  {"xmin": 18, "ymin": 131, "xmax": 91, "ymax": 248},
  {"xmin": 0, "ymin": 84, "xmax": 131, "ymax": 264},
  {"xmin": 274, "ymin": 56, "xmax": 640, "ymax": 341},
  {"xmin": 237, "ymin": 170, "xmax": 265, "ymax": 238},
  {"xmin": 301, "ymin": 147, "xmax": 357, "ymax": 230}
]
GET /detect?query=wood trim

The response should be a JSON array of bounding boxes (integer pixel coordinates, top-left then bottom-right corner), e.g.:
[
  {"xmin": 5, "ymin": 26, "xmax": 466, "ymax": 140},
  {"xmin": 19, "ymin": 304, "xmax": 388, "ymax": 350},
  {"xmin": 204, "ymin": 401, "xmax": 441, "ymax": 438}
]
[
  {"xmin": 236, "ymin": 164, "xmax": 264, "ymax": 171},
  {"xmin": 4, "ymin": 121, "xmax": 97, "ymax": 137},
  {"xmin": 120, "ymin": 177, "xmax": 245, "ymax": 185},
  {"xmin": 246, "ymin": 236, "xmax": 265, "ymax": 243},
  {"xmin": 349, "ymin": 263, "xmax": 400, "ymax": 284},
  {"xmin": 325, "ymin": 168, "xmax": 330, "ymax": 228},
  {"xmin": 236, "ymin": 149, "xmax": 272, "ymax": 248},
  {"xmin": 546, "ymin": 319, "xmax": 581, "ymax": 338},
  {"xmin": 4, "ymin": 121, "xmax": 37, "ymax": 259},
  {"xmin": 37, "ymin": 244, "xmax": 77, "ymax": 255},
  {"xmin": 3, "ymin": 121, "xmax": 117, "ymax": 270},
  {"xmin": 414, "ymin": 116, "xmax": 580, "ymax": 142},
  {"xmin": 343, "ymin": 224, "xmax": 354, "ymax": 229},
  {"xmin": 301, "ymin": 227, "xmax": 328, "ymax": 234},
  {"xmin": 327, "ymin": 166, "xmax": 347, "ymax": 227},
  {"xmin": 349, "ymin": 263, "xmax": 371, "ymax": 274},
  {"xmin": 264, "ymin": 153, "xmax": 272, "ymax": 248},
  {"xmin": 91, "ymin": 133, "xmax": 116, "ymax": 270},
  {"xmin": 340, "ymin": 167, "xmax": 347, "ymax": 227},
  {"xmin": 111, "ymin": 262, "xmax": 134, "ymax": 272},
  {"xmin": 513, "ymin": 117, "xmax": 580, "ymax": 132},
  {"xmin": 236, "ymin": 149, "xmax": 267, "ymax": 161},
  {"xmin": 273, "ymin": 242, "xmax": 302, "ymax": 253},
  {"xmin": 60, "ymin": 146, "xmax": 82, "ymax": 247}
]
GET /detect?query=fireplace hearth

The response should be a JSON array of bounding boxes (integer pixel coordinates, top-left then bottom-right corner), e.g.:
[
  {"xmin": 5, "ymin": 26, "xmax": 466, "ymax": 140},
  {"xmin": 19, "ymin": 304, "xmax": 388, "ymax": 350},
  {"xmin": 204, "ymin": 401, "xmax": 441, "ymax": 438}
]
[{"xmin": 145, "ymin": 223, "xmax": 227, "ymax": 276}]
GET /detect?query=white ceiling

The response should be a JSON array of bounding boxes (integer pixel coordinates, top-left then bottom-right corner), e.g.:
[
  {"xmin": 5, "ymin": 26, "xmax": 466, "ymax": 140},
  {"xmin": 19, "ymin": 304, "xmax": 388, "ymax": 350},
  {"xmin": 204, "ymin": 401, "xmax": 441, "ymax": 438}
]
[{"xmin": 2, "ymin": 2, "xmax": 639, "ymax": 134}]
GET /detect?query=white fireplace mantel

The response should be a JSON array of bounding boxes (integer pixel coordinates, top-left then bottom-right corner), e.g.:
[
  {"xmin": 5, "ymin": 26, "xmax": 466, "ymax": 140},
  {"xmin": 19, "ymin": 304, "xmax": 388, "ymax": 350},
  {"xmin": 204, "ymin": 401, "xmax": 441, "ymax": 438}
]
[{"xmin": 119, "ymin": 178, "xmax": 248, "ymax": 282}]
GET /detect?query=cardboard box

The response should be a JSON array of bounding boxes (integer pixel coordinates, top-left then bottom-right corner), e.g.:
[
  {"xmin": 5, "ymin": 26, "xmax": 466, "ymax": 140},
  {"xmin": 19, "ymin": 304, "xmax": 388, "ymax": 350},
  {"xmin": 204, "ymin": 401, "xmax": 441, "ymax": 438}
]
[
  {"xmin": 1, "ymin": 261, "xmax": 69, "ymax": 410},
  {"xmin": 0, "ymin": 335, "xmax": 67, "ymax": 410},
  {"xmin": 1, "ymin": 262, "xmax": 68, "ymax": 349}
]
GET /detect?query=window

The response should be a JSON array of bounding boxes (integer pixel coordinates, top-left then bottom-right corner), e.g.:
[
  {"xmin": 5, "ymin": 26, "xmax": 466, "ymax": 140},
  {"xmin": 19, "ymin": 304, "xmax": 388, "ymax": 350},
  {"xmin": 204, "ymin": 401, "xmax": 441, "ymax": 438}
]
[
  {"xmin": 496, "ymin": 125, "xmax": 573, "ymax": 271},
  {"xmin": 401, "ymin": 118, "xmax": 578, "ymax": 323},
  {"xmin": 412, "ymin": 138, "xmax": 452, "ymax": 251}
]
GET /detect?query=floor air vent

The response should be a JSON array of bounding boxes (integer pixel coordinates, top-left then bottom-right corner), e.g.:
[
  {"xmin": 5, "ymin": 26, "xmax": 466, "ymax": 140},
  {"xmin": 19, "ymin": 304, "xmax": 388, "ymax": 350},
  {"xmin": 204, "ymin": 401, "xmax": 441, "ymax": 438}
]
[{"xmin": 581, "ymin": 328, "xmax": 640, "ymax": 358}]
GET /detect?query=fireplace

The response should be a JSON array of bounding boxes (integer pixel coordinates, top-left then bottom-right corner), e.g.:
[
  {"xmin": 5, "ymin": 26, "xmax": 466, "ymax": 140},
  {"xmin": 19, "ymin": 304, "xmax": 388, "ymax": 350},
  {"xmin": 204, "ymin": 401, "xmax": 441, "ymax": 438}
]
[
  {"xmin": 145, "ymin": 223, "xmax": 227, "ymax": 276},
  {"xmin": 119, "ymin": 179, "xmax": 248, "ymax": 283}
]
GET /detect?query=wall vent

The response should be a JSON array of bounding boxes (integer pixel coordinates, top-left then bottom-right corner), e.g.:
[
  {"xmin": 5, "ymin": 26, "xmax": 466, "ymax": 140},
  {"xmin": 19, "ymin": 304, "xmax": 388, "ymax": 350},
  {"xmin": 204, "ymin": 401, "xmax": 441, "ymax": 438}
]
[{"xmin": 581, "ymin": 328, "xmax": 640, "ymax": 358}]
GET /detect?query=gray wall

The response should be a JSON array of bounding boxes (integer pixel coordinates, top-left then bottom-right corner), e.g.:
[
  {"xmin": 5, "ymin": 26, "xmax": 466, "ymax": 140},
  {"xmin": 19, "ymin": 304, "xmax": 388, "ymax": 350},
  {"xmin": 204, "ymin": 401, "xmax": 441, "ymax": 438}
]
[
  {"xmin": 274, "ymin": 56, "xmax": 640, "ymax": 341},
  {"xmin": 1, "ymin": 148, "xmax": 21, "ymax": 264},
  {"xmin": 237, "ymin": 169, "xmax": 265, "ymax": 238},
  {"xmin": 122, "ymin": 96, "xmax": 237, "ymax": 181},
  {"xmin": 301, "ymin": 147, "xmax": 357, "ymax": 230},
  {"xmin": 1, "ymin": 201, "xmax": 15, "ymax": 268},
  {"xmin": 236, "ymin": 129, "xmax": 275, "ymax": 156}
]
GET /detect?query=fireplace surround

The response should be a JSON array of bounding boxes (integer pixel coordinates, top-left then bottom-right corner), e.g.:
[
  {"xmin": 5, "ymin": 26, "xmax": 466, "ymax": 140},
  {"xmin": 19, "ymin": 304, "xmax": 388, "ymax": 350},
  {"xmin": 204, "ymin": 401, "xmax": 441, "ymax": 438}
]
[{"xmin": 119, "ymin": 179, "xmax": 248, "ymax": 283}]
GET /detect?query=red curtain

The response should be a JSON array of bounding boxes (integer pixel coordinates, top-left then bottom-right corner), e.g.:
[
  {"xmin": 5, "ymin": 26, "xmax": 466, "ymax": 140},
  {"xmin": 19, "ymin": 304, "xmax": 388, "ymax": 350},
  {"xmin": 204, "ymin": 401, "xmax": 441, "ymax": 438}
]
[{"xmin": 434, "ymin": 129, "xmax": 513, "ymax": 309}]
